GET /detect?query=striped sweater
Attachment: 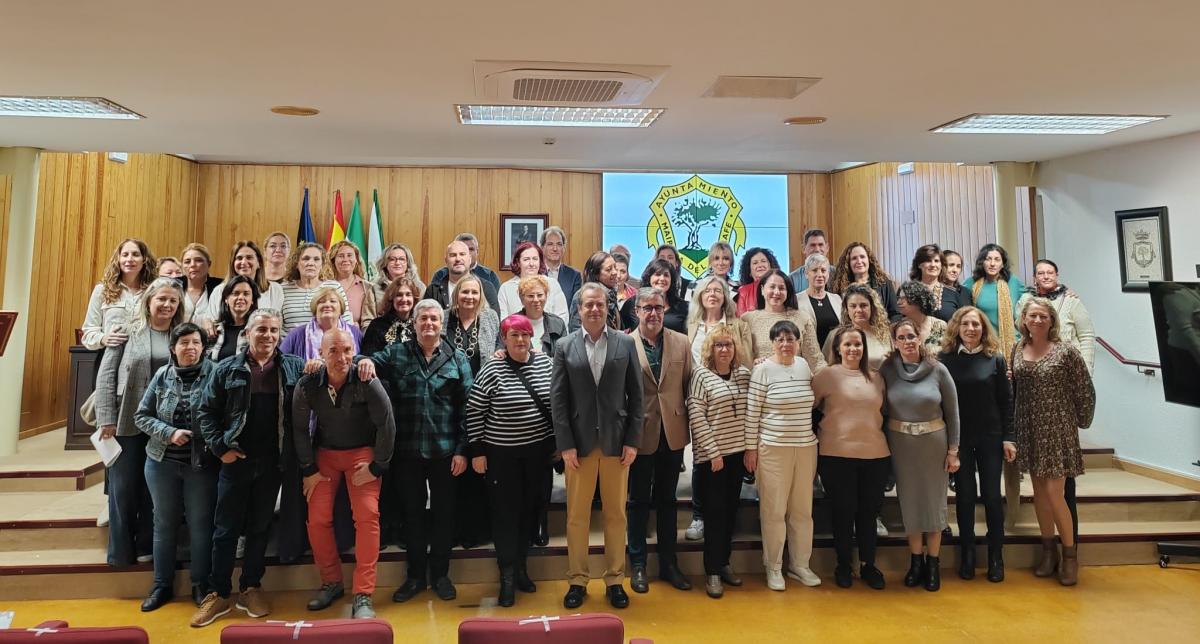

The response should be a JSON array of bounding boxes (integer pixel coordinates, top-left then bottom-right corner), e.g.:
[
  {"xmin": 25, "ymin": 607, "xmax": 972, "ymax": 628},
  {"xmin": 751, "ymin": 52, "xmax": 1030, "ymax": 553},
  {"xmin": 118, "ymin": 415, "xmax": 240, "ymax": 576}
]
[
  {"xmin": 745, "ymin": 358, "xmax": 817, "ymax": 449},
  {"xmin": 279, "ymin": 280, "xmax": 353, "ymax": 333},
  {"xmin": 465, "ymin": 352, "xmax": 554, "ymax": 454},
  {"xmin": 688, "ymin": 366, "xmax": 751, "ymax": 463}
]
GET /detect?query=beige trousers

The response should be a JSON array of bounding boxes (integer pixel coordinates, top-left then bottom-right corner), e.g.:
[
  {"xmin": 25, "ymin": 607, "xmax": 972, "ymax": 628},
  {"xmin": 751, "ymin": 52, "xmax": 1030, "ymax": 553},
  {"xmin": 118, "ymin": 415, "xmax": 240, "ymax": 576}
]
[
  {"xmin": 564, "ymin": 448, "xmax": 629, "ymax": 587},
  {"xmin": 757, "ymin": 443, "xmax": 818, "ymax": 571},
  {"xmin": 1004, "ymin": 460, "xmax": 1021, "ymax": 528}
]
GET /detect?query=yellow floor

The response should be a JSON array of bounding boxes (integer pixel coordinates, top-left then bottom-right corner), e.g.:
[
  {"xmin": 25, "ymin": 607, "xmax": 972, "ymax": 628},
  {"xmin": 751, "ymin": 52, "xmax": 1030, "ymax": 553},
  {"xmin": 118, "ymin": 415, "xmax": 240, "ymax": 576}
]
[{"xmin": 4, "ymin": 565, "xmax": 1200, "ymax": 642}]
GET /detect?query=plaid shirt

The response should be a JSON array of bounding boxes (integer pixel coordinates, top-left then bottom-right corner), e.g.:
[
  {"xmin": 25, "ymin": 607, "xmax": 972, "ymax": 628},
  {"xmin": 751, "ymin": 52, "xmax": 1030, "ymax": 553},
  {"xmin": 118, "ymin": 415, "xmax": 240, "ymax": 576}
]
[{"xmin": 367, "ymin": 338, "xmax": 473, "ymax": 460}]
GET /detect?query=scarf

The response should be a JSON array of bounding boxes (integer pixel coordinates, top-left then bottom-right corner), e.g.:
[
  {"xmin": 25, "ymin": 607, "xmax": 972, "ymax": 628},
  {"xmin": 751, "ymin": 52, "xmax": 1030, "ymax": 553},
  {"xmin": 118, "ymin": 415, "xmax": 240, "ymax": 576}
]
[
  {"xmin": 975, "ymin": 277, "xmax": 1016, "ymax": 361},
  {"xmin": 303, "ymin": 316, "xmax": 356, "ymax": 360},
  {"xmin": 1035, "ymin": 283, "xmax": 1069, "ymax": 301}
]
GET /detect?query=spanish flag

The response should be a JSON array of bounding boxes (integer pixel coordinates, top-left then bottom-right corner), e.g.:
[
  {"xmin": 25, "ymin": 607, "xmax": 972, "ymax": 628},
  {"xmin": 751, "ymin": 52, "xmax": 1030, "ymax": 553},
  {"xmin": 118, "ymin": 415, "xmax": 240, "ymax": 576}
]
[{"xmin": 327, "ymin": 189, "xmax": 347, "ymax": 248}]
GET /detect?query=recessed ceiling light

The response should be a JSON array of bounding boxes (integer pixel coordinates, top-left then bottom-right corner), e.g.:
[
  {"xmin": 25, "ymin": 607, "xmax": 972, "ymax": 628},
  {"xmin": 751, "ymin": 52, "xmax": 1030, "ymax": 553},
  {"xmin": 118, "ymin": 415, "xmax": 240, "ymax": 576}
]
[
  {"xmin": 0, "ymin": 96, "xmax": 142, "ymax": 119},
  {"xmin": 784, "ymin": 116, "xmax": 826, "ymax": 126},
  {"xmin": 456, "ymin": 104, "xmax": 664, "ymax": 128},
  {"xmin": 271, "ymin": 106, "xmax": 320, "ymax": 116},
  {"xmin": 932, "ymin": 113, "xmax": 1166, "ymax": 135}
]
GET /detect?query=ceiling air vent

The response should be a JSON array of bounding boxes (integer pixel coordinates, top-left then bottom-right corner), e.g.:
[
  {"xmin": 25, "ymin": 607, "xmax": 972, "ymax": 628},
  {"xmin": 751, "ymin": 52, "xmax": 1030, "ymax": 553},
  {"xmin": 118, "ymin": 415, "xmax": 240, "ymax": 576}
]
[{"xmin": 475, "ymin": 61, "xmax": 668, "ymax": 106}]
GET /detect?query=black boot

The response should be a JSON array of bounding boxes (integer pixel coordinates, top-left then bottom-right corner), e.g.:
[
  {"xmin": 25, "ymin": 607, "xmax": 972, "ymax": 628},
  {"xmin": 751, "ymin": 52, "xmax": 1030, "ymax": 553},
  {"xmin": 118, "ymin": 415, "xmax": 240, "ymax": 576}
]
[
  {"xmin": 533, "ymin": 511, "xmax": 550, "ymax": 547},
  {"xmin": 986, "ymin": 547, "xmax": 1005, "ymax": 583},
  {"xmin": 958, "ymin": 545, "xmax": 976, "ymax": 580},
  {"xmin": 903, "ymin": 554, "xmax": 925, "ymax": 588},
  {"xmin": 498, "ymin": 570, "xmax": 515, "ymax": 607},
  {"xmin": 515, "ymin": 567, "xmax": 537, "ymax": 593},
  {"xmin": 924, "ymin": 556, "xmax": 941, "ymax": 592}
]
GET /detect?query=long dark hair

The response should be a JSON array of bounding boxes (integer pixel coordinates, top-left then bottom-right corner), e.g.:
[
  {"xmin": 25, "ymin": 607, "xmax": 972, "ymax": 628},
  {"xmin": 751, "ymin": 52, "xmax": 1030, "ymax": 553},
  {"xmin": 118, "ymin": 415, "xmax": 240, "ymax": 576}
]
[
  {"xmin": 640, "ymin": 259, "xmax": 684, "ymax": 307},
  {"xmin": 972, "ymin": 243, "xmax": 1012, "ymax": 282},
  {"xmin": 219, "ymin": 275, "xmax": 261, "ymax": 326},
  {"xmin": 755, "ymin": 269, "xmax": 798, "ymax": 311},
  {"xmin": 737, "ymin": 247, "xmax": 780, "ymax": 285}
]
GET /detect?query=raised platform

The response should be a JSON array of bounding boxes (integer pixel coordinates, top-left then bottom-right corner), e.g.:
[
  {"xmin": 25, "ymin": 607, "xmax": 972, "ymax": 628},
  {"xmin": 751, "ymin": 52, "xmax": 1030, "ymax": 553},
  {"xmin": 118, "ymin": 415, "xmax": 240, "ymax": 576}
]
[{"xmin": 0, "ymin": 429, "xmax": 104, "ymax": 492}]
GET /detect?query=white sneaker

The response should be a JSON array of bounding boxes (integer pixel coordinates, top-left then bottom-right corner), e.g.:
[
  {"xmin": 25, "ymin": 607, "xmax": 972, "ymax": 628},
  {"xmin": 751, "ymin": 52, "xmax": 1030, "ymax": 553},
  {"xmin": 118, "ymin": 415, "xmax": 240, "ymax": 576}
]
[
  {"xmin": 685, "ymin": 518, "xmax": 705, "ymax": 541},
  {"xmin": 787, "ymin": 567, "xmax": 822, "ymax": 587},
  {"xmin": 876, "ymin": 517, "xmax": 889, "ymax": 537},
  {"xmin": 96, "ymin": 507, "xmax": 109, "ymax": 528},
  {"xmin": 136, "ymin": 553, "xmax": 154, "ymax": 564},
  {"xmin": 236, "ymin": 536, "xmax": 246, "ymax": 560},
  {"xmin": 765, "ymin": 568, "xmax": 786, "ymax": 591}
]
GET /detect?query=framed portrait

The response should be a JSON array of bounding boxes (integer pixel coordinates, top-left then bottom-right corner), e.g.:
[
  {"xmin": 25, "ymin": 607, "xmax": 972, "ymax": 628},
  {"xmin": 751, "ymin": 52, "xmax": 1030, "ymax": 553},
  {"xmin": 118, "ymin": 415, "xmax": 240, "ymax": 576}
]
[
  {"xmin": 499, "ymin": 213, "xmax": 548, "ymax": 271},
  {"xmin": 1115, "ymin": 207, "xmax": 1172, "ymax": 292}
]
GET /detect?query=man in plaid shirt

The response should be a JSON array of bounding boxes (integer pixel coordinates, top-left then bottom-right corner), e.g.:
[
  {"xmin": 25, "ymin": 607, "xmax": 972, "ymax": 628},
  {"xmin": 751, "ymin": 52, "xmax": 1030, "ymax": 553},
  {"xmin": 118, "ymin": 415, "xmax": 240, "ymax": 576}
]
[{"xmin": 357, "ymin": 299, "xmax": 473, "ymax": 604}]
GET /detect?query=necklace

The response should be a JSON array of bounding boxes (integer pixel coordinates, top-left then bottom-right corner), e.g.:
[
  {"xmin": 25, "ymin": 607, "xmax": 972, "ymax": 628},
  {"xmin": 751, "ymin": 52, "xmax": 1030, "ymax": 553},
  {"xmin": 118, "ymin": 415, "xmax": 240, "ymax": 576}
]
[{"xmin": 453, "ymin": 317, "xmax": 479, "ymax": 359}]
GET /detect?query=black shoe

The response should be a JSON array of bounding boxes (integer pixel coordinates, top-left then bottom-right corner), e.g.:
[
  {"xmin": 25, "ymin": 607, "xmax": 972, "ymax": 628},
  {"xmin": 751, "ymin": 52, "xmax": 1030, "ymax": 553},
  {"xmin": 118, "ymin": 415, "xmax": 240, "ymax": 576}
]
[
  {"xmin": 924, "ymin": 556, "xmax": 941, "ymax": 592},
  {"xmin": 515, "ymin": 568, "xmax": 537, "ymax": 593},
  {"xmin": 630, "ymin": 565, "xmax": 649, "ymax": 593},
  {"xmin": 498, "ymin": 573, "xmax": 515, "ymax": 607},
  {"xmin": 834, "ymin": 565, "xmax": 853, "ymax": 588},
  {"xmin": 986, "ymin": 549, "xmax": 1005, "ymax": 583},
  {"xmin": 903, "ymin": 554, "xmax": 925, "ymax": 588},
  {"xmin": 718, "ymin": 565, "xmax": 743, "ymax": 587},
  {"xmin": 391, "ymin": 579, "xmax": 426, "ymax": 603},
  {"xmin": 660, "ymin": 564, "xmax": 692, "ymax": 591},
  {"xmin": 563, "ymin": 584, "xmax": 586, "ymax": 608},
  {"xmin": 860, "ymin": 564, "xmax": 886, "ymax": 590},
  {"xmin": 141, "ymin": 586, "xmax": 173, "ymax": 612},
  {"xmin": 307, "ymin": 582, "xmax": 344, "ymax": 611},
  {"xmin": 433, "ymin": 576, "xmax": 457, "ymax": 601},
  {"xmin": 606, "ymin": 584, "xmax": 629, "ymax": 609},
  {"xmin": 533, "ymin": 513, "xmax": 550, "ymax": 547},
  {"xmin": 959, "ymin": 545, "xmax": 976, "ymax": 580},
  {"xmin": 942, "ymin": 525, "xmax": 953, "ymax": 538},
  {"xmin": 191, "ymin": 585, "xmax": 207, "ymax": 607}
]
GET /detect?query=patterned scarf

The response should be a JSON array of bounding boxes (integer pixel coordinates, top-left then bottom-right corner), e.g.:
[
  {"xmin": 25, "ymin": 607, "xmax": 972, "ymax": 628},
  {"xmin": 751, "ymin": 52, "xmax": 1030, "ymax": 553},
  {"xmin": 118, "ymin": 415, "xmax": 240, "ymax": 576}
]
[
  {"xmin": 975, "ymin": 277, "xmax": 1017, "ymax": 360},
  {"xmin": 1036, "ymin": 283, "xmax": 1068, "ymax": 301}
]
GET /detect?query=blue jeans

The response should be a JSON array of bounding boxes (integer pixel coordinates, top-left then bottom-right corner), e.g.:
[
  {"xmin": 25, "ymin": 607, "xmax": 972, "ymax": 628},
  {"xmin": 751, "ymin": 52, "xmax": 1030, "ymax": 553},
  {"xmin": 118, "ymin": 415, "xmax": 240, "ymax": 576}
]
[
  {"xmin": 107, "ymin": 433, "xmax": 153, "ymax": 567},
  {"xmin": 144, "ymin": 457, "xmax": 218, "ymax": 591},
  {"xmin": 208, "ymin": 455, "xmax": 281, "ymax": 598}
]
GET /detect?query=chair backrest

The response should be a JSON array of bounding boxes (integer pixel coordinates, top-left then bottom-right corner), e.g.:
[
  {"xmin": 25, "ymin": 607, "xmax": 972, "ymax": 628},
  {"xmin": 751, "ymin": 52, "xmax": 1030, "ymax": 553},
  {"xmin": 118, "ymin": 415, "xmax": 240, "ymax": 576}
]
[
  {"xmin": 458, "ymin": 614, "xmax": 625, "ymax": 644},
  {"xmin": 220, "ymin": 618, "xmax": 393, "ymax": 643},
  {"xmin": 0, "ymin": 620, "xmax": 149, "ymax": 643}
]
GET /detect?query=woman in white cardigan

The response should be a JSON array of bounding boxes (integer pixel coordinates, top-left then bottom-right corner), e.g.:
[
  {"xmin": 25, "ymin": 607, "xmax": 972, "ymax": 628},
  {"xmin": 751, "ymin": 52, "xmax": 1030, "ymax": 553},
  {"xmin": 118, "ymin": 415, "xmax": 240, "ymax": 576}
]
[
  {"xmin": 496, "ymin": 241, "xmax": 569, "ymax": 324},
  {"xmin": 796, "ymin": 254, "xmax": 843, "ymax": 350},
  {"xmin": 1017, "ymin": 259, "xmax": 1096, "ymax": 373}
]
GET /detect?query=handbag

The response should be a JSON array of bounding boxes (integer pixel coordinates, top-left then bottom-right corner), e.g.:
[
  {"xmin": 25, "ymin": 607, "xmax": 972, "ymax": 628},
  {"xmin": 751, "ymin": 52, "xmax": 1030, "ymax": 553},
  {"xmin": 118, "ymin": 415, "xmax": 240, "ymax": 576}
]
[
  {"xmin": 505, "ymin": 361, "xmax": 553, "ymax": 426},
  {"xmin": 79, "ymin": 391, "xmax": 97, "ymax": 426}
]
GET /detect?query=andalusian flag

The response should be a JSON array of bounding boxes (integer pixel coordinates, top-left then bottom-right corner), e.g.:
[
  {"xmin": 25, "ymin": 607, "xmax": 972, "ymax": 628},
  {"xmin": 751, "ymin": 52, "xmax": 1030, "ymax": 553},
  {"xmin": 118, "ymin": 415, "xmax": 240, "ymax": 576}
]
[
  {"xmin": 326, "ymin": 189, "xmax": 347, "ymax": 248},
  {"xmin": 365, "ymin": 189, "xmax": 384, "ymax": 280},
  {"xmin": 346, "ymin": 191, "xmax": 367, "ymax": 254}
]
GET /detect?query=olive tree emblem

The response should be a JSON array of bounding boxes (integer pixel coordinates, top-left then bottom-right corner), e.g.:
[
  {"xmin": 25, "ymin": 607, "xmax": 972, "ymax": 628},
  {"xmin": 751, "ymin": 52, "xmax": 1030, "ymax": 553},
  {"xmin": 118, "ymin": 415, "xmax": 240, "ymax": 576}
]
[{"xmin": 645, "ymin": 175, "xmax": 746, "ymax": 280}]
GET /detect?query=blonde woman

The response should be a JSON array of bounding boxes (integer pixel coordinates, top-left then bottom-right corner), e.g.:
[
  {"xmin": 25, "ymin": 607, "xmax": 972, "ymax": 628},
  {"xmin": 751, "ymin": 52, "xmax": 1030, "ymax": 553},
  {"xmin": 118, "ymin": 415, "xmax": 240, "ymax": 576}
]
[
  {"xmin": 95, "ymin": 277, "xmax": 186, "ymax": 566},
  {"xmin": 687, "ymin": 276, "xmax": 753, "ymax": 370},
  {"xmin": 372, "ymin": 243, "xmax": 425, "ymax": 305},
  {"xmin": 280, "ymin": 243, "xmax": 351, "ymax": 333},
  {"xmin": 157, "ymin": 257, "xmax": 182, "ymax": 279},
  {"xmin": 330, "ymin": 240, "xmax": 378, "ymax": 327},
  {"xmin": 82, "ymin": 238, "xmax": 158, "ymax": 350},
  {"xmin": 262, "ymin": 231, "xmax": 291, "ymax": 283}
]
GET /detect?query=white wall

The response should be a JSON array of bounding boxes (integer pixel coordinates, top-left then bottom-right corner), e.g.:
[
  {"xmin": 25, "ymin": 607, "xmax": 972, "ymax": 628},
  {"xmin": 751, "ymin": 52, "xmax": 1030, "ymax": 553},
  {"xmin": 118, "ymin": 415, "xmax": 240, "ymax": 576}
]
[{"xmin": 1037, "ymin": 131, "xmax": 1200, "ymax": 479}]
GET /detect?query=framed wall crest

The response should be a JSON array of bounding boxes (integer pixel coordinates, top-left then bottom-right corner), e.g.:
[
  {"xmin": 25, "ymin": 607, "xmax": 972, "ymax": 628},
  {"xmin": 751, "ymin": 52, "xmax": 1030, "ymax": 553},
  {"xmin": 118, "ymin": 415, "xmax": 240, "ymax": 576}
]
[{"xmin": 1115, "ymin": 206, "xmax": 1172, "ymax": 292}]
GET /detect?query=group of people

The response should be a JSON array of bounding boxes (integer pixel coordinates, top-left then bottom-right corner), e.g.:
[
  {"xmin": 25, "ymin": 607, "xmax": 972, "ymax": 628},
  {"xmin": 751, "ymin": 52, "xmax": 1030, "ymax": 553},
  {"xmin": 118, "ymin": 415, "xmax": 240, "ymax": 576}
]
[{"xmin": 82, "ymin": 224, "xmax": 1096, "ymax": 628}]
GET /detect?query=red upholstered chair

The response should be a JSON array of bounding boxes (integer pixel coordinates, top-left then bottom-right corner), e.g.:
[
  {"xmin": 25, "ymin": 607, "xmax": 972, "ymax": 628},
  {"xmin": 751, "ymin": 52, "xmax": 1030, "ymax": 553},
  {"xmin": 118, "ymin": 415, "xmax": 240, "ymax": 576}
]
[
  {"xmin": 458, "ymin": 614, "xmax": 653, "ymax": 643},
  {"xmin": 0, "ymin": 620, "xmax": 149, "ymax": 643},
  {"xmin": 220, "ymin": 618, "xmax": 393, "ymax": 643}
]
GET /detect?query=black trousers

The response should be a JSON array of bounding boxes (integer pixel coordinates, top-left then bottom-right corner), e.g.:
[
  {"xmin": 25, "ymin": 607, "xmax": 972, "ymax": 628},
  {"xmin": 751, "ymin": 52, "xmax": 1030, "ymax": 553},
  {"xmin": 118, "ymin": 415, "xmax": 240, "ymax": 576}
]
[
  {"xmin": 486, "ymin": 441, "xmax": 553, "ymax": 573},
  {"xmin": 455, "ymin": 466, "xmax": 491, "ymax": 545},
  {"xmin": 818, "ymin": 455, "xmax": 890, "ymax": 568},
  {"xmin": 627, "ymin": 438, "xmax": 684, "ymax": 570},
  {"xmin": 694, "ymin": 453, "xmax": 745, "ymax": 574},
  {"xmin": 208, "ymin": 455, "xmax": 282, "ymax": 597},
  {"xmin": 955, "ymin": 434, "xmax": 1006, "ymax": 551},
  {"xmin": 399, "ymin": 455, "xmax": 457, "ymax": 582},
  {"xmin": 1066, "ymin": 476, "xmax": 1079, "ymax": 541}
]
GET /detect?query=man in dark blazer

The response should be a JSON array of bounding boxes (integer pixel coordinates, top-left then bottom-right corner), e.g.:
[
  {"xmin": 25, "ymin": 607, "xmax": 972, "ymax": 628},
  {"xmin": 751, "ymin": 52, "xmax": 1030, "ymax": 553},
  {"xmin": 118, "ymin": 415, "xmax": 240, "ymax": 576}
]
[
  {"xmin": 551, "ymin": 282, "xmax": 644, "ymax": 610},
  {"xmin": 541, "ymin": 226, "xmax": 582, "ymax": 305},
  {"xmin": 626, "ymin": 287, "xmax": 694, "ymax": 593},
  {"xmin": 422, "ymin": 240, "xmax": 500, "ymax": 311}
]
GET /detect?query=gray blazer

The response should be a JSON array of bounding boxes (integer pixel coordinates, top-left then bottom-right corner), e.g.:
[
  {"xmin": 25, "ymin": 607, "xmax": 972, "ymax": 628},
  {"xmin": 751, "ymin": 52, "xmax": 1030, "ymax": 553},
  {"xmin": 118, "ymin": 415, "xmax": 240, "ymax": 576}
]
[
  {"xmin": 550, "ymin": 328, "xmax": 644, "ymax": 457},
  {"xmin": 95, "ymin": 326, "xmax": 165, "ymax": 437},
  {"xmin": 444, "ymin": 308, "xmax": 500, "ymax": 369}
]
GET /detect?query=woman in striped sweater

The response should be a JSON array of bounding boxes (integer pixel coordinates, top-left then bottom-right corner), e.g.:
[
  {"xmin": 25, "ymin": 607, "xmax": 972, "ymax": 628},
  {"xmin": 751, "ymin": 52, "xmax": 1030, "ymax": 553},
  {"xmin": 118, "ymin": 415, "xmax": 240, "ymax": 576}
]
[
  {"xmin": 465, "ymin": 314, "xmax": 554, "ymax": 608},
  {"xmin": 688, "ymin": 324, "xmax": 752, "ymax": 599},
  {"xmin": 744, "ymin": 319, "xmax": 821, "ymax": 591}
]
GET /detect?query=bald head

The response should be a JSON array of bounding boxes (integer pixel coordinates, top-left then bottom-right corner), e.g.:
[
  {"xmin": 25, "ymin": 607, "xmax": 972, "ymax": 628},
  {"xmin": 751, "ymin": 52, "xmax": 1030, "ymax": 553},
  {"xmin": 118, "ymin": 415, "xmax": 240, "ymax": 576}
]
[
  {"xmin": 445, "ymin": 241, "xmax": 470, "ymax": 278},
  {"xmin": 320, "ymin": 328, "xmax": 355, "ymax": 379}
]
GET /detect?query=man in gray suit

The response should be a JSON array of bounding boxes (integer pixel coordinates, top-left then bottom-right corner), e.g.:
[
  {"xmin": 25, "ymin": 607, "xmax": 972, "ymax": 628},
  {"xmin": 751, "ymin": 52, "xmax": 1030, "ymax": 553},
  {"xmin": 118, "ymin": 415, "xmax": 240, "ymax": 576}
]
[{"xmin": 551, "ymin": 282, "xmax": 644, "ymax": 610}]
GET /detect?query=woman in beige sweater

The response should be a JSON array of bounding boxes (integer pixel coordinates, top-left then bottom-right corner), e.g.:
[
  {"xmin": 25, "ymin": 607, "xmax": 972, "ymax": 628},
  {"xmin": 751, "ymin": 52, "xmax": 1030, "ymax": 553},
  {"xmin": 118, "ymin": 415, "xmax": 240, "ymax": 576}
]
[{"xmin": 742, "ymin": 269, "xmax": 826, "ymax": 373}]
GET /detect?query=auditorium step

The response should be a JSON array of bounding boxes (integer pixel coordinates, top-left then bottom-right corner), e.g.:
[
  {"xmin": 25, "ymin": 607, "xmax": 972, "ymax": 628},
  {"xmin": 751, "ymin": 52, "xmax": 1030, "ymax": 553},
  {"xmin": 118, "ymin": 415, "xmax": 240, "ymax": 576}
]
[{"xmin": 0, "ymin": 429, "xmax": 104, "ymax": 492}]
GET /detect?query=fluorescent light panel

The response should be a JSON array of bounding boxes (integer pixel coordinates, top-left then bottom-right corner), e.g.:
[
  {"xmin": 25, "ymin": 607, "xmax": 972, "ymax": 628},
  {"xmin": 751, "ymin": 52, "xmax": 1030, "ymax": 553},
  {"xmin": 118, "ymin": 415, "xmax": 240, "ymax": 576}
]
[
  {"xmin": 933, "ymin": 113, "xmax": 1165, "ymax": 134},
  {"xmin": 0, "ymin": 96, "xmax": 143, "ymax": 119},
  {"xmin": 456, "ymin": 104, "xmax": 663, "ymax": 128}
]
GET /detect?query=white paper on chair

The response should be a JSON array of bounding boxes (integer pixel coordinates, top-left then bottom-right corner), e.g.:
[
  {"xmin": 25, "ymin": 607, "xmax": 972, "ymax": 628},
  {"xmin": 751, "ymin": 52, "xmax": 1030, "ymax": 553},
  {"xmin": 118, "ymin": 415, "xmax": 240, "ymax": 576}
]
[
  {"xmin": 90, "ymin": 429, "xmax": 122, "ymax": 467},
  {"xmin": 0, "ymin": 611, "xmax": 14, "ymax": 629}
]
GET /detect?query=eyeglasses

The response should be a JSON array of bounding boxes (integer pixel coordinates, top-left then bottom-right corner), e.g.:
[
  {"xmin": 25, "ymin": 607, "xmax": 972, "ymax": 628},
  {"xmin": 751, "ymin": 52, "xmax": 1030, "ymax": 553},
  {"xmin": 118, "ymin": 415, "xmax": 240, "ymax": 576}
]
[
  {"xmin": 638, "ymin": 305, "xmax": 666, "ymax": 313},
  {"xmin": 712, "ymin": 342, "xmax": 734, "ymax": 350},
  {"xmin": 895, "ymin": 334, "xmax": 920, "ymax": 342},
  {"xmin": 772, "ymin": 336, "xmax": 797, "ymax": 344}
]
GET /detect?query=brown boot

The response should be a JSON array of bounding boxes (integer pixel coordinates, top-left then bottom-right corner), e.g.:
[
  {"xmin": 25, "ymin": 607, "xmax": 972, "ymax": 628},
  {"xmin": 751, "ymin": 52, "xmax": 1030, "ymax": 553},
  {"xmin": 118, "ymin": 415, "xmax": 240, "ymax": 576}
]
[
  {"xmin": 1034, "ymin": 538, "xmax": 1059, "ymax": 577},
  {"xmin": 1059, "ymin": 545, "xmax": 1078, "ymax": 586}
]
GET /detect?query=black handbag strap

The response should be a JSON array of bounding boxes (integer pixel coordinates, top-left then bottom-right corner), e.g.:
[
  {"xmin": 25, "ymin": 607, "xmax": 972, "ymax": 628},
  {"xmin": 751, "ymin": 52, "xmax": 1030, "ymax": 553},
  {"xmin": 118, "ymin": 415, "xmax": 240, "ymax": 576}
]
[{"xmin": 506, "ymin": 360, "xmax": 553, "ymax": 425}]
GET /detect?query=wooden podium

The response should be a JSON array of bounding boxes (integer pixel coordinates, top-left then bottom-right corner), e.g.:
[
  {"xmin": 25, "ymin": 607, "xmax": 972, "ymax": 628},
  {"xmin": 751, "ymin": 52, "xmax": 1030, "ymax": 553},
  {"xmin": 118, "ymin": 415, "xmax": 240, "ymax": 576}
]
[{"xmin": 65, "ymin": 345, "xmax": 101, "ymax": 450}]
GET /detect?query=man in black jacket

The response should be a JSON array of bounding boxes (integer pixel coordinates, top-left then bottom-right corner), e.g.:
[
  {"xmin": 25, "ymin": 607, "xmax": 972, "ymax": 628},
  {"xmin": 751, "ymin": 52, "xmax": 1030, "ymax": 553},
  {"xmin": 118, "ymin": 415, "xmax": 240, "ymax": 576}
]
[{"xmin": 423, "ymin": 240, "xmax": 500, "ymax": 310}]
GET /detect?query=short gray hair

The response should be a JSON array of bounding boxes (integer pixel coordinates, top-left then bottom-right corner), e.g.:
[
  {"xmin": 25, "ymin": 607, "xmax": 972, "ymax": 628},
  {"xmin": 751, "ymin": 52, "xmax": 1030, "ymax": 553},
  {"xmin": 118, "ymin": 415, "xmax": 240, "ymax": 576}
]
[
  {"xmin": 246, "ymin": 308, "xmax": 281, "ymax": 330},
  {"xmin": 412, "ymin": 298, "xmax": 445, "ymax": 323},
  {"xmin": 804, "ymin": 253, "xmax": 830, "ymax": 274},
  {"xmin": 635, "ymin": 286, "xmax": 665, "ymax": 307},
  {"xmin": 540, "ymin": 226, "xmax": 567, "ymax": 246}
]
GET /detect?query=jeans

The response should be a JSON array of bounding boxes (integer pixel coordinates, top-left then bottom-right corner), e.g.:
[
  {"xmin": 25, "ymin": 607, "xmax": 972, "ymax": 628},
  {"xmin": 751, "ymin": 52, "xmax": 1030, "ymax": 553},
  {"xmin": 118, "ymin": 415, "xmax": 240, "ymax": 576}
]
[
  {"xmin": 207, "ymin": 455, "xmax": 282, "ymax": 598},
  {"xmin": 627, "ymin": 439, "xmax": 684, "ymax": 570},
  {"xmin": 107, "ymin": 433, "xmax": 154, "ymax": 567},
  {"xmin": 955, "ymin": 435, "xmax": 1005, "ymax": 551},
  {"xmin": 144, "ymin": 457, "xmax": 218, "ymax": 591},
  {"xmin": 818, "ymin": 455, "xmax": 890, "ymax": 568}
]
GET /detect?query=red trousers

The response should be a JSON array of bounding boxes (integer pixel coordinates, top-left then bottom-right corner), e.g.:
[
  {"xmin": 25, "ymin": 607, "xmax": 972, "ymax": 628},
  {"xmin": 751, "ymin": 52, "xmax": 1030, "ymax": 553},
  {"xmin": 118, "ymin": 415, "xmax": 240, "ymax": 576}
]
[{"xmin": 307, "ymin": 447, "xmax": 382, "ymax": 594}]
